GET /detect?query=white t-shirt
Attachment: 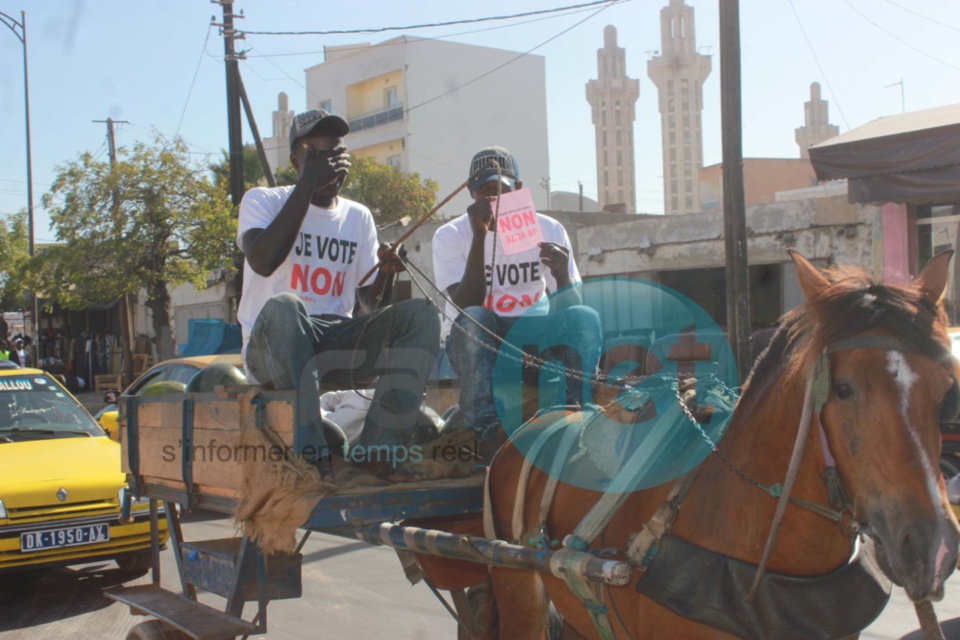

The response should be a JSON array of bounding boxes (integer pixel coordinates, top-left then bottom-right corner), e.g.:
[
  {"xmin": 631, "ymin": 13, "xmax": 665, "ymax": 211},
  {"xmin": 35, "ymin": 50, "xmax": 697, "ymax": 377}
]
[
  {"xmin": 432, "ymin": 212, "xmax": 580, "ymax": 339},
  {"xmin": 236, "ymin": 187, "xmax": 379, "ymax": 374}
]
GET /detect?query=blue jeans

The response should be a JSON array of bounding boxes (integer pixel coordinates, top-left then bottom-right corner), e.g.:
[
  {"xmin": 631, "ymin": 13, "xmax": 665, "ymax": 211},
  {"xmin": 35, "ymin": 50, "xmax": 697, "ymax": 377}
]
[
  {"xmin": 245, "ymin": 293, "xmax": 441, "ymax": 452},
  {"xmin": 445, "ymin": 305, "xmax": 603, "ymax": 442}
]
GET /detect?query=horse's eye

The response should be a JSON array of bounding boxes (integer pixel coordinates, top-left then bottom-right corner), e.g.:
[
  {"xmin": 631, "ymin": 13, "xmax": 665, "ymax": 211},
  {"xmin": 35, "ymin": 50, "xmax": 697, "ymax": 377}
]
[
  {"xmin": 940, "ymin": 382, "xmax": 960, "ymax": 423},
  {"xmin": 833, "ymin": 382, "xmax": 854, "ymax": 400}
]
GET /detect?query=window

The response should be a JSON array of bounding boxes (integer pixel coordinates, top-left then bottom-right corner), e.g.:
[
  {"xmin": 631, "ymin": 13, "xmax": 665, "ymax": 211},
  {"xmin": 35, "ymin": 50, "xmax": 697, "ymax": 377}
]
[
  {"xmin": 615, "ymin": 110, "xmax": 621, "ymax": 126},
  {"xmin": 318, "ymin": 99, "xmax": 332, "ymax": 112},
  {"xmin": 669, "ymin": 132, "xmax": 676, "ymax": 144},
  {"xmin": 670, "ymin": 149, "xmax": 677, "ymax": 161},
  {"xmin": 668, "ymin": 115, "xmax": 675, "ymax": 129},
  {"xmin": 672, "ymin": 196, "xmax": 679, "ymax": 210},
  {"xmin": 617, "ymin": 130, "xmax": 622, "ymax": 146},
  {"xmin": 386, "ymin": 154, "xmax": 401, "ymax": 169},
  {"xmin": 617, "ymin": 151, "xmax": 622, "ymax": 165},
  {"xmin": 602, "ymin": 110, "xmax": 606, "ymax": 126},
  {"xmin": 686, "ymin": 195, "xmax": 693, "ymax": 208},
  {"xmin": 605, "ymin": 171, "xmax": 609, "ymax": 187},
  {"xmin": 603, "ymin": 131, "xmax": 607, "ymax": 146},
  {"xmin": 618, "ymin": 171, "xmax": 623, "ymax": 186},
  {"xmin": 385, "ymin": 86, "xmax": 399, "ymax": 108},
  {"xmin": 604, "ymin": 150, "xmax": 608, "ymax": 165},
  {"xmin": 668, "ymin": 79, "xmax": 674, "ymax": 96}
]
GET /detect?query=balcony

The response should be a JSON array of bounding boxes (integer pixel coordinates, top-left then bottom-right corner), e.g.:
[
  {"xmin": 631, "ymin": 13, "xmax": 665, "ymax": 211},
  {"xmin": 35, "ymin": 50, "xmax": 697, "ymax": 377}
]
[{"xmin": 348, "ymin": 104, "xmax": 404, "ymax": 133}]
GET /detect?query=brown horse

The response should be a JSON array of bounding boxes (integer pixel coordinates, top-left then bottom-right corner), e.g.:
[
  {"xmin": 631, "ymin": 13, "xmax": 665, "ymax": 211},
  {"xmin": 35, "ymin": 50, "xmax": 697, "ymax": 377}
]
[{"xmin": 473, "ymin": 251, "xmax": 960, "ymax": 639}]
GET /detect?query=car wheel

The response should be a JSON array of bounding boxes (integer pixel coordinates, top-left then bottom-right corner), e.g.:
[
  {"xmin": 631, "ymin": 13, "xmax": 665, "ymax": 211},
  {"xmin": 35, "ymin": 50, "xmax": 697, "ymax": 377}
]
[
  {"xmin": 116, "ymin": 551, "xmax": 153, "ymax": 574},
  {"xmin": 940, "ymin": 455, "xmax": 960, "ymax": 480},
  {"xmin": 125, "ymin": 620, "xmax": 188, "ymax": 640}
]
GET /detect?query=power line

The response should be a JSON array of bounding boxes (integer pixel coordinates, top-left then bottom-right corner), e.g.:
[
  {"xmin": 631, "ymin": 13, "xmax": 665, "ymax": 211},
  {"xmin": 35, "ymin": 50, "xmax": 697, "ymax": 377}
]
[
  {"xmin": 246, "ymin": 4, "xmax": 606, "ymax": 59},
  {"xmin": 243, "ymin": 0, "xmax": 619, "ymax": 36},
  {"xmin": 177, "ymin": 21, "xmax": 214, "ymax": 136},
  {"xmin": 841, "ymin": 0, "xmax": 960, "ymax": 73},
  {"xmin": 405, "ymin": 0, "xmax": 620, "ymax": 115},
  {"xmin": 878, "ymin": 0, "xmax": 960, "ymax": 34},
  {"xmin": 787, "ymin": 0, "xmax": 850, "ymax": 129}
]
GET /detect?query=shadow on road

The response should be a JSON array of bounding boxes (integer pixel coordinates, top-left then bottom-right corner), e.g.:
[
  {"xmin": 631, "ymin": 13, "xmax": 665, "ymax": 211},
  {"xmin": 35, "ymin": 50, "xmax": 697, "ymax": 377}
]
[
  {"xmin": 0, "ymin": 563, "xmax": 144, "ymax": 633},
  {"xmin": 900, "ymin": 616, "xmax": 960, "ymax": 639}
]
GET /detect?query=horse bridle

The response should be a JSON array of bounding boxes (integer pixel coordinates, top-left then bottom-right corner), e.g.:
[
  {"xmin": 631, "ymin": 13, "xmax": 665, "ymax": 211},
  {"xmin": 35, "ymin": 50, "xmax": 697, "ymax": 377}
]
[{"xmin": 748, "ymin": 332, "xmax": 958, "ymax": 599}]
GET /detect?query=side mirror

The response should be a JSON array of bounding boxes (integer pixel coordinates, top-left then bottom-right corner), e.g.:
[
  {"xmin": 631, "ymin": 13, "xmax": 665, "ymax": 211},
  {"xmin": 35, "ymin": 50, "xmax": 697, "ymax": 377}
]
[{"xmin": 104, "ymin": 390, "xmax": 118, "ymax": 404}]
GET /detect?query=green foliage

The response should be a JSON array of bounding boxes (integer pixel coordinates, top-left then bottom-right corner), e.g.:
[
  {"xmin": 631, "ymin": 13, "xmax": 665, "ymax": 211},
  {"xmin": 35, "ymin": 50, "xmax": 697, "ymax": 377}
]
[
  {"xmin": 210, "ymin": 146, "xmax": 267, "ymax": 191},
  {"xmin": 0, "ymin": 210, "xmax": 31, "ymax": 310},
  {"xmin": 340, "ymin": 157, "xmax": 438, "ymax": 225},
  {"xmin": 36, "ymin": 134, "xmax": 237, "ymax": 312}
]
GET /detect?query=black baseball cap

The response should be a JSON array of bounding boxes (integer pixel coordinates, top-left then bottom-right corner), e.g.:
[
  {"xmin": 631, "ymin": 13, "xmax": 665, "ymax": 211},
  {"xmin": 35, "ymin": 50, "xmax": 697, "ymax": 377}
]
[
  {"xmin": 468, "ymin": 146, "xmax": 520, "ymax": 192},
  {"xmin": 289, "ymin": 109, "xmax": 349, "ymax": 150}
]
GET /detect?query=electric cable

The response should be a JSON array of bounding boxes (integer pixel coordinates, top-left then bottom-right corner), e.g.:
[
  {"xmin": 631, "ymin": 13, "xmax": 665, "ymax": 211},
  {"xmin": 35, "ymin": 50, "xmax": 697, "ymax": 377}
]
[{"xmin": 243, "ymin": 1, "xmax": 620, "ymax": 36}]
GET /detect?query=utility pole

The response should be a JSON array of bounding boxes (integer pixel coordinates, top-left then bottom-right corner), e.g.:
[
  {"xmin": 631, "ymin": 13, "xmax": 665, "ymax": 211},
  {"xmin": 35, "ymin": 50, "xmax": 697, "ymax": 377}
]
[
  {"xmin": 93, "ymin": 117, "xmax": 134, "ymax": 384},
  {"xmin": 540, "ymin": 177, "xmax": 551, "ymax": 210},
  {"xmin": 213, "ymin": 1, "xmax": 246, "ymax": 205},
  {"xmin": 719, "ymin": 0, "xmax": 751, "ymax": 384},
  {"xmin": 578, "ymin": 181, "xmax": 584, "ymax": 212},
  {"xmin": 885, "ymin": 78, "xmax": 905, "ymax": 114}
]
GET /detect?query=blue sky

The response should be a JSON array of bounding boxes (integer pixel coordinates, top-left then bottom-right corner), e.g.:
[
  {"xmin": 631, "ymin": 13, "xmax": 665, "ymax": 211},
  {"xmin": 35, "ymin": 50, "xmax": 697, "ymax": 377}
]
[{"xmin": 2, "ymin": 0, "xmax": 960, "ymax": 241}]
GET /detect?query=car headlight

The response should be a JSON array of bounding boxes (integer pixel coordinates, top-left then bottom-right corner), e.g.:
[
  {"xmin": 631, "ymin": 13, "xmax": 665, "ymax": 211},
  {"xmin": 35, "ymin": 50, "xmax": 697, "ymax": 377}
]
[{"xmin": 0, "ymin": 500, "xmax": 6, "ymax": 520}]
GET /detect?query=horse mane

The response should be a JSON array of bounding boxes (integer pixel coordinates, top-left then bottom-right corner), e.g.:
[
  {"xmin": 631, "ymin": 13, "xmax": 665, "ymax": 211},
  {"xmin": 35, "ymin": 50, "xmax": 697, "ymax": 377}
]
[{"xmin": 739, "ymin": 265, "xmax": 951, "ymax": 409}]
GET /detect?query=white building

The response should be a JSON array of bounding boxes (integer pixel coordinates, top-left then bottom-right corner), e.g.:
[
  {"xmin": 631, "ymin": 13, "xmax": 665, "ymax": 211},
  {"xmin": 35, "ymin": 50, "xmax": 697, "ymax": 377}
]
[{"xmin": 298, "ymin": 36, "xmax": 550, "ymax": 217}]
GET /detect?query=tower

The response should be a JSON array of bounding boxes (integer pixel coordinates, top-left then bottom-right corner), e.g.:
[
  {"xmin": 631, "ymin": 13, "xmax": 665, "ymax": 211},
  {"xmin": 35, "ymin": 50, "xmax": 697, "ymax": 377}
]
[
  {"xmin": 647, "ymin": 0, "xmax": 711, "ymax": 215},
  {"xmin": 586, "ymin": 25, "xmax": 640, "ymax": 213},
  {"xmin": 795, "ymin": 82, "xmax": 839, "ymax": 159}
]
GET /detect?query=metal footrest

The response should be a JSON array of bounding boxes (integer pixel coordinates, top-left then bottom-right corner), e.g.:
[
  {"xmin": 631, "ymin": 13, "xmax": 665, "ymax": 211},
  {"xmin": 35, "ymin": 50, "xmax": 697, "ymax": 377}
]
[{"xmin": 104, "ymin": 585, "xmax": 259, "ymax": 640}]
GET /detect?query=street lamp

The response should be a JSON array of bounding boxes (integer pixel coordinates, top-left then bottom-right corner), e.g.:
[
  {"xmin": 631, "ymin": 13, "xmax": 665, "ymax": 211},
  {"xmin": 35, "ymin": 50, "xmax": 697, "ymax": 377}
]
[{"xmin": 0, "ymin": 10, "xmax": 39, "ymax": 363}]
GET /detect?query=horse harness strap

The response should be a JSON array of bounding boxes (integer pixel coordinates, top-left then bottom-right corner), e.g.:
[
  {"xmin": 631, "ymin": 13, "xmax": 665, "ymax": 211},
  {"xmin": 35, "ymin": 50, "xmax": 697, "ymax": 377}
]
[{"xmin": 624, "ymin": 468, "xmax": 700, "ymax": 569}]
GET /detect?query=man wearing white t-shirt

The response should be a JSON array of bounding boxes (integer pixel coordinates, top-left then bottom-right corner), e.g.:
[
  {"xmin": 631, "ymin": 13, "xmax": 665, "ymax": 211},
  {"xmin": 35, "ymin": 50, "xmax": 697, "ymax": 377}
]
[
  {"xmin": 238, "ymin": 109, "xmax": 440, "ymax": 480},
  {"xmin": 433, "ymin": 147, "xmax": 602, "ymax": 466}
]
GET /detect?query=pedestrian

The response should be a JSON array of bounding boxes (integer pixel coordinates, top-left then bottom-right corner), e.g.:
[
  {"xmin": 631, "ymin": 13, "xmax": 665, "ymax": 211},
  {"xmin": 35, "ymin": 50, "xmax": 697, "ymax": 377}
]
[
  {"xmin": 237, "ymin": 108, "xmax": 440, "ymax": 481},
  {"xmin": 0, "ymin": 340, "xmax": 9, "ymax": 362},
  {"xmin": 432, "ymin": 146, "xmax": 603, "ymax": 469}
]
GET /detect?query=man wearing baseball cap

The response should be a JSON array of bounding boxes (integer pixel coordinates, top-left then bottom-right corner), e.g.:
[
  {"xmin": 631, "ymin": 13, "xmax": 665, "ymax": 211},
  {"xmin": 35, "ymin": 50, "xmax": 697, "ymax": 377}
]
[
  {"xmin": 237, "ymin": 108, "xmax": 440, "ymax": 481},
  {"xmin": 432, "ymin": 146, "xmax": 602, "ymax": 469}
]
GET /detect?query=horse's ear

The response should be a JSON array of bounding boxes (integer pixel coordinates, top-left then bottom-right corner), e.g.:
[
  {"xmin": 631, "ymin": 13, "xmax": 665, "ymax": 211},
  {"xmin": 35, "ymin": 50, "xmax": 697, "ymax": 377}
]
[
  {"xmin": 916, "ymin": 250, "xmax": 954, "ymax": 303},
  {"xmin": 788, "ymin": 250, "xmax": 829, "ymax": 300}
]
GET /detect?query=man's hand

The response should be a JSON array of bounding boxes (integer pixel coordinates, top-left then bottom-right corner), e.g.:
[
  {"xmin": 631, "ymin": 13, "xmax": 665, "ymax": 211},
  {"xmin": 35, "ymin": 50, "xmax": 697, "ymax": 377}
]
[
  {"xmin": 377, "ymin": 242, "xmax": 407, "ymax": 275},
  {"xmin": 297, "ymin": 144, "xmax": 351, "ymax": 191},
  {"xmin": 539, "ymin": 242, "xmax": 570, "ymax": 279},
  {"xmin": 467, "ymin": 196, "xmax": 499, "ymax": 237}
]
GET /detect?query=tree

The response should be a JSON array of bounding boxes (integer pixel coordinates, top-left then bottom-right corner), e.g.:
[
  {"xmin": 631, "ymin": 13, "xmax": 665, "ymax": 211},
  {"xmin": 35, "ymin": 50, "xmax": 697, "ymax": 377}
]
[
  {"xmin": 210, "ymin": 145, "xmax": 267, "ymax": 191},
  {"xmin": 0, "ymin": 210, "xmax": 31, "ymax": 310},
  {"xmin": 37, "ymin": 134, "xmax": 237, "ymax": 361},
  {"xmin": 341, "ymin": 157, "xmax": 438, "ymax": 225}
]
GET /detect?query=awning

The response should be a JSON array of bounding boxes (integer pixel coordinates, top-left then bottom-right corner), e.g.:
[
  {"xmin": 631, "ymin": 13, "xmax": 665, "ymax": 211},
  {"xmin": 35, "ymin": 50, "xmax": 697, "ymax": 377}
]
[{"xmin": 808, "ymin": 103, "xmax": 960, "ymax": 205}]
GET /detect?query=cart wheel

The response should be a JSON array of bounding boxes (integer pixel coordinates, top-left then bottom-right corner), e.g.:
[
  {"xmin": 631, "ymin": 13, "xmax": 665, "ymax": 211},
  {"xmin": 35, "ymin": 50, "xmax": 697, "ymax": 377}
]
[
  {"xmin": 125, "ymin": 620, "xmax": 188, "ymax": 640},
  {"xmin": 116, "ymin": 551, "xmax": 153, "ymax": 574}
]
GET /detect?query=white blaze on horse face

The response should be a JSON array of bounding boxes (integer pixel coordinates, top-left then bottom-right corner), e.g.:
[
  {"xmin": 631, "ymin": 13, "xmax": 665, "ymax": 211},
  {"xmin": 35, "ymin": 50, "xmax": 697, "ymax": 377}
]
[
  {"xmin": 885, "ymin": 352, "xmax": 935, "ymax": 496},
  {"xmin": 886, "ymin": 351, "xmax": 950, "ymax": 587}
]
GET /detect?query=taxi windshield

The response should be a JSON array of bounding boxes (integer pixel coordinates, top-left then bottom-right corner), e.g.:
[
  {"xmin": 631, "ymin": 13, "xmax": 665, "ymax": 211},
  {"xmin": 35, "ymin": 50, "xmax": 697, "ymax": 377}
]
[{"xmin": 0, "ymin": 374, "xmax": 102, "ymax": 438}]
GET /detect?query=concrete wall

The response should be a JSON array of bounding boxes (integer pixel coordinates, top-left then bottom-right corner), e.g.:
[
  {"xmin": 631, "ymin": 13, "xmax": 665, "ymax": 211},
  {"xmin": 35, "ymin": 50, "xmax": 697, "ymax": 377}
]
[{"xmin": 576, "ymin": 195, "xmax": 877, "ymax": 279}]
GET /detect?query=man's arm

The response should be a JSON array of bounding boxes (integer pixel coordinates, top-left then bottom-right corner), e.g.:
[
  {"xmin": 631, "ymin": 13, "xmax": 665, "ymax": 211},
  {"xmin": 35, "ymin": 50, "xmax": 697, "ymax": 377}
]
[
  {"xmin": 539, "ymin": 242, "xmax": 582, "ymax": 310},
  {"xmin": 241, "ymin": 146, "xmax": 349, "ymax": 277},
  {"xmin": 449, "ymin": 197, "xmax": 496, "ymax": 309},
  {"xmin": 357, "ymin": 243, "xmax": 404, "ymax": 313}
]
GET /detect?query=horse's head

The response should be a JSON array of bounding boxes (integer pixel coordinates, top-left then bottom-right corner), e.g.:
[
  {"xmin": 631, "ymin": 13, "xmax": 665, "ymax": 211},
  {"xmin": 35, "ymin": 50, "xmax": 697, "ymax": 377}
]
[{"xmin": 791, "ymin": 251, "xmax": 960, "ymax": 602}]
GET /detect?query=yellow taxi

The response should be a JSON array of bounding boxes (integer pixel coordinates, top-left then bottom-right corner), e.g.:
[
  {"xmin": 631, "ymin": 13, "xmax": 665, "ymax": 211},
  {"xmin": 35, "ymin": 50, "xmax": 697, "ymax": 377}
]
[{"xmin": 0, "ymin": 367, "xmax": 168, "ymax": 573}]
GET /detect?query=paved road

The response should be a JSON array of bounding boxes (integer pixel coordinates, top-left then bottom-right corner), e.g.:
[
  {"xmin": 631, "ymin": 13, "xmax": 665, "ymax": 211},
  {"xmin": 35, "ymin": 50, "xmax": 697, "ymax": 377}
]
[{"xmin": 2, "ymin": 509, "xmax": 960, "ymax": 639}]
